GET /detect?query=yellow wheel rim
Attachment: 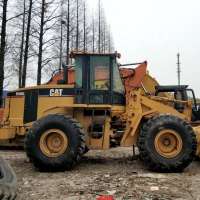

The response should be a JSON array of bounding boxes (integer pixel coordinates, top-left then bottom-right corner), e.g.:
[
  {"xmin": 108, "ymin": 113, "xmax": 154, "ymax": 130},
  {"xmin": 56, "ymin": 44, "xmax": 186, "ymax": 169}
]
[
  {"xmin": 39, "ymin": 129, "xmax": 68, "ymax": 158},
  {"xmin": 154, "ymin": 129, "xmax": 183, "ymax": 158}
]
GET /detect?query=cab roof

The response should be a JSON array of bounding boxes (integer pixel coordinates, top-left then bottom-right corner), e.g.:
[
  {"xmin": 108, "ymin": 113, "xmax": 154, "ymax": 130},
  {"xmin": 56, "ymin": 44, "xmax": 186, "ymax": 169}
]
[{"xmin": 70, "ymin": 51, "xmax": 121, "ymax": 59}]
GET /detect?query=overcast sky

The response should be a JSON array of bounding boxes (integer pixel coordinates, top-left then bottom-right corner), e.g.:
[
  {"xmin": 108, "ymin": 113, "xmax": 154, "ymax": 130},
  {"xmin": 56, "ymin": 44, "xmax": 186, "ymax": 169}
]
[{"xmin": 88, "ymin": 0, "xmax": 200, "ymax": 96}]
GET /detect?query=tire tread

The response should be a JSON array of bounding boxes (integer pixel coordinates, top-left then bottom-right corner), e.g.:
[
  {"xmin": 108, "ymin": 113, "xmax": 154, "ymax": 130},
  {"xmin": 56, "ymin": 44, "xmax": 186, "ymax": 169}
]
[{"xmin": 25, "ymin": 114, "xmax": 86, "ymax": 171}]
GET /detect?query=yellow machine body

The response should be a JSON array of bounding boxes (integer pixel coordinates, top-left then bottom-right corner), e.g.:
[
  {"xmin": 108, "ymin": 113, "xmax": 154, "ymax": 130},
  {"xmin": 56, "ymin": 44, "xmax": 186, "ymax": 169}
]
[{"xmin": 0, "ymin": 73, "xmax": 195, "ymax": 150}]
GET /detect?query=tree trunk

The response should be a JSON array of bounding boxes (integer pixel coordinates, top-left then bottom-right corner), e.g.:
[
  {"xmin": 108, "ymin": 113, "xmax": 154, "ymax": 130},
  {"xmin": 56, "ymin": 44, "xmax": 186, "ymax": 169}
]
[
  {"xmin": 103, "ymin": 22, "xmax": 106, "ymax": 53},
  {"xmin": 108, "ymin": 32, "xmax": 111, "ymax": 53},
  {"xmin": 92, "ymin": 16, "xmax": 95, "ymax": 53},
  {"xmin": 0, "ymin": 0, "xmax": 8, "ymax": 106},
  {"xmin": 83, "ymin": 1, "xmax": 86, "ymax": 52},
  {"xmin": 22, "ymin": 0, "xmax": 33, "ymax": 88},
  {"xmin": 59, "ymin": 0, "xmax": 64, "ymax": 71},
  {"xmin": 98, "ymin": 0, "xmax": 101, "ymax": 53},
  {"xmin": 66, "ymin": 0, "xmax": 70, "ymax": 65},
  {"xmin": 37, "ymin": 0, "xmax": 45, "ymax": 85},
  {"xmin": 75, "ymin": 0, "xmax": 79, "ymax": 51},
  {"xmin": 18, "ymin": 0, "xmax": 26, "ymax": 88}
]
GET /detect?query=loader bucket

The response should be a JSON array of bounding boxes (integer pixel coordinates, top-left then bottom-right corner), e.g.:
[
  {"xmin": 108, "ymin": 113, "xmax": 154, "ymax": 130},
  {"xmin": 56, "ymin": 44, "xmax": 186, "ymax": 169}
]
[{"xmin": 120, "ymin": 61, "xmax": 147, "ymax": 94}]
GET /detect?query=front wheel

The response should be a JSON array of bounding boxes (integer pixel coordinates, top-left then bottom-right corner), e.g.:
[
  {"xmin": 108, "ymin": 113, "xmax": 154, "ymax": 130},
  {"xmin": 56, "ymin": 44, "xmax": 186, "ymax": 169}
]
[{"xmin": 138, "ymin": 115, "xmax": 197, "ymax": 172}]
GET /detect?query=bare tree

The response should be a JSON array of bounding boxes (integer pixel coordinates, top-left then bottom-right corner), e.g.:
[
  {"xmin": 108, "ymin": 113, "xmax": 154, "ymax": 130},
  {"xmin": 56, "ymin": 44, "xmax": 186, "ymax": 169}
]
[
  {"xmin": 83, "ymin": 0, "xmax": 86, "ymax": 51},
  {"xmin": 66, "ymin": 0, "xmax": 70, "ymax": 65},
  {"xmin": 0, "ymin": 0, "xmax": 8, "ymax": 106},
  {"xmin": 59, "ymin": 0, "xmax": 64, "ymax": 70},
  {"xmin": 75, "ymin": 0, "xmax": 79, "ymax": 50},
  {"xmin": 37, "ymin": 0, "xmax": 45, "ymax": 85},
  {"xmin": 92, "ymin": 15, "xmax": 95, "ymax": 52},
  {"xmin": 21, "ymin": 0, "xmax": 33, "ymax": 87},
  {"xmin": 98, "ymin": 0, "xmax": 101, "ymax": 53},
  {"xmin": 18, "ymin": 0, "xmax": 26, "ymax": 88}
]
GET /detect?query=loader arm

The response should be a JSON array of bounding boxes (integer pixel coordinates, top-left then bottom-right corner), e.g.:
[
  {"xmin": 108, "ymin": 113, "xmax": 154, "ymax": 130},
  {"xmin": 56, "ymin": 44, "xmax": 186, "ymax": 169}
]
[{"xmin": 120, "ymin": 88, "xmax": 192, "ymax": 146}]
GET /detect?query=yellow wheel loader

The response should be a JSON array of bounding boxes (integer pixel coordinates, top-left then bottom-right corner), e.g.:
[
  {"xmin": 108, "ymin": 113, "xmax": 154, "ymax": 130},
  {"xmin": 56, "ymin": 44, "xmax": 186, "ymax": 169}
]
[{"xmin": 0, "ymin": 52, "xmax": 199, "ymax": 172}]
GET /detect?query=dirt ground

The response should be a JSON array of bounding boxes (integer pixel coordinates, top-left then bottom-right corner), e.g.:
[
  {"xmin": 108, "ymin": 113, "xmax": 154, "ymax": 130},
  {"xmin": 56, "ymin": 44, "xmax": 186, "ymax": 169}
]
[{"xmin": 1, "ymin": 148, "xmax": 200, "ymax": 200}]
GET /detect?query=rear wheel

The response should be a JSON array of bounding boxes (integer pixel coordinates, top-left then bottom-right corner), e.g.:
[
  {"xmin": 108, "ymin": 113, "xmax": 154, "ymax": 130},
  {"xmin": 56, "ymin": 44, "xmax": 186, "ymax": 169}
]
[
  {"xmin": 138, "ymin": 115, "xmax": 197, "ymax": 172},
  {"xmin": 25, "ymin": 114, "xmax": 86, "ymax": 171}
]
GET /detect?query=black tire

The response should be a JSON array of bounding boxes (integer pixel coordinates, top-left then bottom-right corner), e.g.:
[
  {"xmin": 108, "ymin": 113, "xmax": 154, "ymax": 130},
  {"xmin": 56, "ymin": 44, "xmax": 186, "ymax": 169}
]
[
  {"xmin": 0, "ymin": 157, "xmax": 17, "ymax": 200},
  {"xmin": 138, "ymin": 114, "xmax": 197, "ymax": 172},
  {"xmin": 83, "ymin": 146, "xmax": 89, "ymax": 154},
  {"xmin": 25, "ymin": 114, "xmax": 86, "ymax": 172}
]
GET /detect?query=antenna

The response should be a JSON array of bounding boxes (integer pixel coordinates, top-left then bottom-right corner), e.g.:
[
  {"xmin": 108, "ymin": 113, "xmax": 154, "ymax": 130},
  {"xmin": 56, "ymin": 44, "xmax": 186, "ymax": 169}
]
[{"xmin": 177, "ymin": 53, "xmax": 181, "ymax": 85}]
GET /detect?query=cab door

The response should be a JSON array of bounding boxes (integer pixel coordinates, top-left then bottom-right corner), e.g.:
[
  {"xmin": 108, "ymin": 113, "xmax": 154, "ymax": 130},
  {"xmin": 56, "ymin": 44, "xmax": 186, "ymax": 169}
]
[{"xmin": 88, "ymin": 55, "xmax": 112, "ymax": 104}]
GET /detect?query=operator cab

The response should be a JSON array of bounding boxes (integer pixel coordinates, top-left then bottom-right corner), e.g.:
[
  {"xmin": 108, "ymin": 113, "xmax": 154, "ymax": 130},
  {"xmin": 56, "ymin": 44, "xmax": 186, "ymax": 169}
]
[
  {"xmin": 155, "ymin": 85, "xmax": 200, "ymax": 121},
  {"xmin": 70, "ymin": 52, "xmax": 125, "ymax": 105}
]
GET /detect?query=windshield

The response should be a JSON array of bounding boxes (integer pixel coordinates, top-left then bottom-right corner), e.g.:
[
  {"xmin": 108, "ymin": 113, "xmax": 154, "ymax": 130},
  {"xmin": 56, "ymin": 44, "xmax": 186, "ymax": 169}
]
[
  {"xmin": 113, "ymin": 60, "xmax": 124, "ymax": 94},
  {"xmin": 187, "ymin": 89, "xmax": 197, "ymax": 107}
]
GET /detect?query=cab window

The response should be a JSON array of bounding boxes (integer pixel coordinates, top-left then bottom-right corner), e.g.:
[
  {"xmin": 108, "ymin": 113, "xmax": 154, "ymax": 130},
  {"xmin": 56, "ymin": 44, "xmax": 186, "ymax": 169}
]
[
  {"xmin": 90, "ymin": 56, "xmax": 110, "ymax": 90},
  {"xmin": 75, "ymin": 56, "xmax": 83, "ymax": 88}
]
